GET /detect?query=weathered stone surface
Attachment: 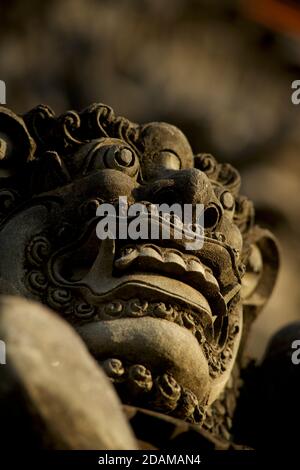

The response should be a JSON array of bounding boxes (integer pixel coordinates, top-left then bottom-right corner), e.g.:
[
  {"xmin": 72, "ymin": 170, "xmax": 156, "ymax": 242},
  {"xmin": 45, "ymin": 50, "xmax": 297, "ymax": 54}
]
[
  {"xmin": 0, "ymin": 102, "xmax": 280, "ymax": 447},
  {"xmin": 0, "ymin": 295, "xmax": 137, "ymax": 449}
]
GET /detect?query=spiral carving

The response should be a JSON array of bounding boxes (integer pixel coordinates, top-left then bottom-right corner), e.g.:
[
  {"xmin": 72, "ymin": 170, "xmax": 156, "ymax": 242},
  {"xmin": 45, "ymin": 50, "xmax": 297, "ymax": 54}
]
[{"xmin": 26, "ymin": 236, "xmax": 51, "ymax": 267}]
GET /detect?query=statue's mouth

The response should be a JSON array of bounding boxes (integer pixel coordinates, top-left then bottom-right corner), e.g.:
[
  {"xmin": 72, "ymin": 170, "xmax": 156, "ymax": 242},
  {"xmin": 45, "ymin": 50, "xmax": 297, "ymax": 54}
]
[
  {"xmin": 51, "ymin": 215, "xmax": 240, "ymax": 341},
  {"xmin": 50, "ymin": 215, "xmax": 242, "ymax": 407},
  {"xmin": 114, "ymin": 243, "xmax": 226, "ymax": 315}
]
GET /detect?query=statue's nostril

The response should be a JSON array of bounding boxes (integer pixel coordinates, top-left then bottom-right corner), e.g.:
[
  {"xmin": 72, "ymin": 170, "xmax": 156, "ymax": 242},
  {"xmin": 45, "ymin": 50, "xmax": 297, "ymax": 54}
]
[{"xmin": 203, "ymin": 205, "xmax": 220, "ymax": 229}]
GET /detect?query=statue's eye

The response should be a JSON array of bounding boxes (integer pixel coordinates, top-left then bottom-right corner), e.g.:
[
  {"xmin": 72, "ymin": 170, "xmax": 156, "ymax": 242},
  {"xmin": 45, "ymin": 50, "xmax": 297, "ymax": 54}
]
[
  {"xmin": 87, "ymin": 144, "xmax": 139, "ymax": 177},
  {"xmin": 220, "ymin": 191, "xmax": 235, "ymax": 211},
  {"xmin": 105, "ymin": 146, "xmax": 137, "ymax": 171},
  {"xmin": 157, "ymin": 150, "xmax": 181, "ymax": 170}
]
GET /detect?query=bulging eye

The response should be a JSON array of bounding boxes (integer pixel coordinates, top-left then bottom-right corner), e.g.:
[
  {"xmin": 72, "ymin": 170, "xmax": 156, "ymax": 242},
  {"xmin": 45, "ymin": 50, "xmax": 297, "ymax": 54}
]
[
  {"xmin": 87, "ymin": 143, "xmax": 139, "ymax": 177},
  {"xmin": 157, "ymin": 150, "xmax": 181, "ymax": 170},
  {"xmin": 220, "ymin": 191, "xmax": 235, "ymax": 211},
  {"xmin": 105, "ymin": 146, "xmax": 139, "ymax": 176}
]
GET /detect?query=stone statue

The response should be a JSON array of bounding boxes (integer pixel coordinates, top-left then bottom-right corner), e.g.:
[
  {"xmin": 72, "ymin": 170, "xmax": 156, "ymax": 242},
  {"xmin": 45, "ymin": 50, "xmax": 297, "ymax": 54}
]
[{"xmin": 0, "ymin": 104, "xmax": 282, "ymax": 449}]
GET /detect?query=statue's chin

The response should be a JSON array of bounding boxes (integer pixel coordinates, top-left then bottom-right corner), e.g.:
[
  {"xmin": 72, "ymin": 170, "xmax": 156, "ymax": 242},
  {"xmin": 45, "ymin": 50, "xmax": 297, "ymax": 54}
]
[
  {"xmin": 74, "ymin": 296, "xmax": 243, "ymax": 416},
  {"xmin": 75, "ymin": 316, "xmax": 210, "ymax": 405}
]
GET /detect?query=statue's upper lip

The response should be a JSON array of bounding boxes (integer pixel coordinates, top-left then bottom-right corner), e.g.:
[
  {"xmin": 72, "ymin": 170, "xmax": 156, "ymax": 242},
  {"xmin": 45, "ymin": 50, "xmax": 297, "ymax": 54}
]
[
  {"xmin": 49, "ymin": 219, "xmax": 241, "ymax": 355},
  {"xmin": 113, "ymin": 242, "xmax": 228, "ymax": 317},
  {"xmin": 50, "ymin": 215, "xmax": 241, "ymax": 320}
]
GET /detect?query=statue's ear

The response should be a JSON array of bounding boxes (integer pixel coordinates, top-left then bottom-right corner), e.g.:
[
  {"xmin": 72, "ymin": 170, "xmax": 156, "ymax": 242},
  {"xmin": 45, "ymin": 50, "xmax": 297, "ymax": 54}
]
[{"xmin": 241, "ymin": 226, "xmax": 280, "ymax": 323}]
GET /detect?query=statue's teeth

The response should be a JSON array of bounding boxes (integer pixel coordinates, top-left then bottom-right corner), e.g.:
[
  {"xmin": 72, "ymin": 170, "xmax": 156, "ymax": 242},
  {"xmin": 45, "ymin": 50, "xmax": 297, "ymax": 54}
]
[
  {"xmin": 138, "ymin": 244, "xmax": 163, "ymax": 262},
  {"xmin": 163, "ymin": 249, "xmax": 186, "ymax": 269},
  {"xmin": 113, "ymin": 243, "xmax": 223, "ymax": 317},
  {"xmin": 186, "ymin": 257, "xmax": 205, "ymax": 275},
  {"xmin": 204, "ymin": 268, "xmax": 219, "ymax": 287}
]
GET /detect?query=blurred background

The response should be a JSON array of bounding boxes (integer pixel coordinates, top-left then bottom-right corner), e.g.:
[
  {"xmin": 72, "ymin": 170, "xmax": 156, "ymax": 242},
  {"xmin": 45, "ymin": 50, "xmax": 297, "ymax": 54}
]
[{"xmin": 0, "ymin": 0, "xmax": 300, "ymax": 359}]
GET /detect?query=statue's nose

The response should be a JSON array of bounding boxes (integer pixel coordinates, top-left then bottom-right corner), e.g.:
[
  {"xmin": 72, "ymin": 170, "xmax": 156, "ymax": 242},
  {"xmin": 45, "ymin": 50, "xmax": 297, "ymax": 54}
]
[{"xmin": 138, "ymin": 168, "xmax": 223, "ymax": 229}]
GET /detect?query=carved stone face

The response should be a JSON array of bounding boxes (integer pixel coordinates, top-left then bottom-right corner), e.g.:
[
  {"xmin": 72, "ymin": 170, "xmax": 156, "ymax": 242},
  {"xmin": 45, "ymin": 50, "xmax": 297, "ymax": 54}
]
[{"xmin": 0, "ymin": 105, "xmax": 279, "ymax": 424}]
